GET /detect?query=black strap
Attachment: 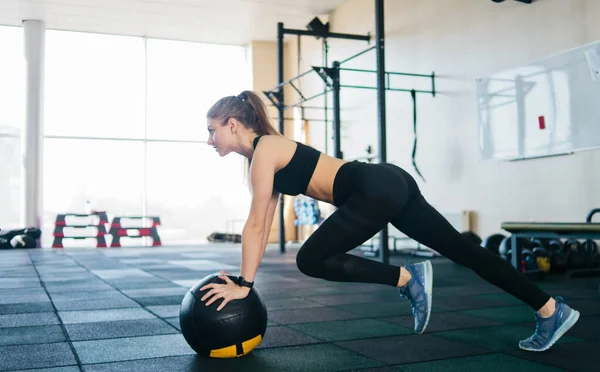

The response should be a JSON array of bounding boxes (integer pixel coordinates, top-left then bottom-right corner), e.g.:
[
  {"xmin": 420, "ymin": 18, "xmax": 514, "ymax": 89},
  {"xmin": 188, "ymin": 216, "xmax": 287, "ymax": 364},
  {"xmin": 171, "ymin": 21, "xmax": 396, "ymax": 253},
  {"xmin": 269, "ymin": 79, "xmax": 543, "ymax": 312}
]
[
  {"xmin": 252, "ymin": 135, "xmax": 264, "ymax": 149},
  {"xmin": 236, "ymin": 276, "xmax": 254, "ymax": 288},
  {"xmin": 411, "ymin": 90, "xmax": 426, "ymax": 182}
]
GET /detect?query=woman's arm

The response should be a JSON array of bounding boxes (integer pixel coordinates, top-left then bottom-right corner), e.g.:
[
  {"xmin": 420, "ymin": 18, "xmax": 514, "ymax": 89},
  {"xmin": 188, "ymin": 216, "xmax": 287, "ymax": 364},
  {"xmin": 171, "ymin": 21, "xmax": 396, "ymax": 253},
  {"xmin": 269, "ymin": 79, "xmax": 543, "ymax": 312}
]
[
  {"xmin": 199, "ymin": 141, "xmax": 280, "ymax": 311},
  {"xmin": 240, "ymin": 145, "xmax": 278, "ymax": 283},
  {"xmin": 261, "ymin": 193, "xmax": 280, "ymax": 248}
]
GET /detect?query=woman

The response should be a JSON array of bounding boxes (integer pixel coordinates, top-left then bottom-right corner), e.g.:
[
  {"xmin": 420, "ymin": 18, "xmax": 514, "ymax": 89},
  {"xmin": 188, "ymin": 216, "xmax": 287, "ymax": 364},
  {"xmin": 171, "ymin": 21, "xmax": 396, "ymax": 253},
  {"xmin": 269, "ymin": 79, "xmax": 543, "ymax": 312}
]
[{"xmin": 199, "ymin": 90, "xmax": 579, "ymax": 352}]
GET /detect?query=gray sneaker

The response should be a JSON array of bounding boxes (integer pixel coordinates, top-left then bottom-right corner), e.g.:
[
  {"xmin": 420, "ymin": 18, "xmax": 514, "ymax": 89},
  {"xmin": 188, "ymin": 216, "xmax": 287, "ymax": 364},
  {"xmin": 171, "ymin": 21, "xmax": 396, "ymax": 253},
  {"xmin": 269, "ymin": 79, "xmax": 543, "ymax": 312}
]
[
  {"xmin": 519, "ymin": 297, "xmax": 580, "ymax": 352},
  {"xmin": 398, "ymin": 260, "xmax": 433, "ymax": 334}
]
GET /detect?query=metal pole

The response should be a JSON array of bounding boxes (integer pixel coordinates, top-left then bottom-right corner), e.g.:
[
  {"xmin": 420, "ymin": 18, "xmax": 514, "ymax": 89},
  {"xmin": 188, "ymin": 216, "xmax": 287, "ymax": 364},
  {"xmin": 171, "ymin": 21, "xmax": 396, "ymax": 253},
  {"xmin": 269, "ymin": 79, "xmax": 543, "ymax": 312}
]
[
  {"xmin": 277, "ymin": 22, "xmax": 286, "ymax": 254},
  {"xmin": 22, "ymin": 20, "xmax": 46, "ymax": 247},
  {"xmin": 332, "ymin": 61, "xmax": 342, "ymax": 159},
  {"xmin": 282, "ymin": 28, "xmax": 370, "ymax": 41},
  {"xmin": 323, "ymin": 39, "xmax": 329, "ymax": 155},
  {"xmin": 339, "ymin": 46, "xmax": 376, "ymax": 65},
  {"xmin": 375, "ymin": 0, "xmax": 389, "ymax": 264}
]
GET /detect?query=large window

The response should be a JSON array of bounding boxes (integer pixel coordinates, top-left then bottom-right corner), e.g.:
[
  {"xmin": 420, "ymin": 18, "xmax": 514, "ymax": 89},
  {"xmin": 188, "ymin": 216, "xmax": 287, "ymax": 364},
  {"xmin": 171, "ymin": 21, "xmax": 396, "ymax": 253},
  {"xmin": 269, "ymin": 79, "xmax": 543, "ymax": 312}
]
[
  {"xmin": 44, "ymin": 31, "xmax": 146, "ymax": 139},
  {"xmin": 0, "ymin": 26, "xmax": 25, "ymax": 228},
  {"xmin": 144, "ymin": 38, "xmax": 251, "ymax": 243},
  {"xmin": 0, "ymin": 138, "xmax": 22, "ymax": 229},
  {"xmin": 146, "ymin": 38, "xmax": 251, "ymax": 141},
  {"xmin": 43, "ymin": 139, "xmax": 145, "ymax": 247},
  {"xmin": 42, "ymin": 30, "xmax": 252, "ymax": 246},
  {"xmin": 145, "ymin": 143, "xmax": 251, "ymax": 243}
]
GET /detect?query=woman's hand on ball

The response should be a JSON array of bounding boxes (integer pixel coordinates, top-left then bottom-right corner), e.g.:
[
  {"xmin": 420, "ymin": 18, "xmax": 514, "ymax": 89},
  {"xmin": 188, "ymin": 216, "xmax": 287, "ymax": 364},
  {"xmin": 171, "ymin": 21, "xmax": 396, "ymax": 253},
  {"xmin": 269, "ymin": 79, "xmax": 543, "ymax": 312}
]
[{"xmin": 200, "ymin": 275, "xmax": 251, "ymax": 311}]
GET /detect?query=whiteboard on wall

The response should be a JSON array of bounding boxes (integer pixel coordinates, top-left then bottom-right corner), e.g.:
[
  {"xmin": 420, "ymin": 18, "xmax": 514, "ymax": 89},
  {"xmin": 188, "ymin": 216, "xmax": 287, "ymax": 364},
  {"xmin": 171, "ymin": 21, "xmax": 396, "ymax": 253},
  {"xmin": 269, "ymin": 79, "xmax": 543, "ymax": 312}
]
[{"xmin": 476, "ymin": 40, "xmax": 600, "ymax": 161}]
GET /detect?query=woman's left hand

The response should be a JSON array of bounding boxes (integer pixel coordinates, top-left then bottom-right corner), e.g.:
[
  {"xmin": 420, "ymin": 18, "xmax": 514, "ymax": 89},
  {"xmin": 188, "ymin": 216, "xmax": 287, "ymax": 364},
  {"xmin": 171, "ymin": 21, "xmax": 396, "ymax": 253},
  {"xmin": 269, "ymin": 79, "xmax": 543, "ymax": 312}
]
[{"xmin": 200, "ymin": 275, "xmax": 251, "ymax": 311}]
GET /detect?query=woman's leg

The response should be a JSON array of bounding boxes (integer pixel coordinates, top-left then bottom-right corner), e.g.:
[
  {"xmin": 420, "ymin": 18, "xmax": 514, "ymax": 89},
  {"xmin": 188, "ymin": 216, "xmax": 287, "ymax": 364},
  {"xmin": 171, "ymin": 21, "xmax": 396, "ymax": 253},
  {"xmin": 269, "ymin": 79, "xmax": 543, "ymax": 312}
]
[
  {"xmin": 390, "ymin": 192, "xmax": 581, "ymax": 351},
  {"xmin": 296, "ymin": 163, "xmax": 433, "ymax": 333},
  {"xmin": 391, "ymin": 193, "xmax": 551, "ymax": 311},
  {"xmin": 296, "ymin": 194, "xmax": 402, "ymax": 287},
  {"xmin": 295, "ymin": 192, "xmax": 433, "ymax": 334}
]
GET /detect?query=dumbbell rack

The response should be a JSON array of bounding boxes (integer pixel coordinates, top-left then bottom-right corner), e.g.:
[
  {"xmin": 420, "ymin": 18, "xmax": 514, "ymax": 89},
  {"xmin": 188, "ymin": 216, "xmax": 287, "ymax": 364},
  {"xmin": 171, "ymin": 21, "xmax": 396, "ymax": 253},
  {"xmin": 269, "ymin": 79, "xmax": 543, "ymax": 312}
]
[
  {"xmin": 501, "ymin": 207, "xmax": 600, "ymax": 279},
  {"xmin": 52, "ymin": 212, "xmax": 109, "ymax": 248}
]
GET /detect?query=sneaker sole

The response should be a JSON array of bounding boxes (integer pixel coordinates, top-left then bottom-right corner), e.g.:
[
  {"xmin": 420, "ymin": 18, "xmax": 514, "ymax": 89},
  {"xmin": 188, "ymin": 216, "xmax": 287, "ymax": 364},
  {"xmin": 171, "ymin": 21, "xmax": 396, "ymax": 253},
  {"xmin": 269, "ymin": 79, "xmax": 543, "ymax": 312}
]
[
  {"xmin": 519, "ymin": 309, "xmax": 580, "ymax": 352},
  {"xmin": 417, "ymin": 260, "xmax": 433, "ymax": 334}
]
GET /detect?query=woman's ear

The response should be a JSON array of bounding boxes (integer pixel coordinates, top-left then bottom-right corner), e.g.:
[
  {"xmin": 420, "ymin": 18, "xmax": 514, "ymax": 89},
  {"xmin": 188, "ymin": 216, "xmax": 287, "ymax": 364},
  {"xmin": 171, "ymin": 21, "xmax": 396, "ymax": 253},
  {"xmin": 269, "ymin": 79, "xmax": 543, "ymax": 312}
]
[{"xmin": 227, "ymin": 118, "xmax": 237, "ymax": 133}]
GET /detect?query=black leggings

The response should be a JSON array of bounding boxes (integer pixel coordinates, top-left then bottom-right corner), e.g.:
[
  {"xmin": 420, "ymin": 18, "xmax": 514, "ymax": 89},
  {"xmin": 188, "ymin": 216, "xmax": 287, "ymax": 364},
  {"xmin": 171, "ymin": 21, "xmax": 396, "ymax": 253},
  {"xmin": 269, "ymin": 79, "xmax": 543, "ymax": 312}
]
[{"xmin": 296, "ymin": 161, "xmax": 551, "ymax": 311}]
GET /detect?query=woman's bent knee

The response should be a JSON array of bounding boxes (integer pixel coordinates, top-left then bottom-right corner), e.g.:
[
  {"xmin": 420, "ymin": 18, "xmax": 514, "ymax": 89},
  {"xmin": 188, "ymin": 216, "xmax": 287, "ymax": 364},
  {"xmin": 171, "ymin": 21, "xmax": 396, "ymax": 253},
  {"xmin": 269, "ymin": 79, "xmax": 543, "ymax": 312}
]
[{"xmin": 296, "ymin": 246, "xmax": 321, "ymax": 278}]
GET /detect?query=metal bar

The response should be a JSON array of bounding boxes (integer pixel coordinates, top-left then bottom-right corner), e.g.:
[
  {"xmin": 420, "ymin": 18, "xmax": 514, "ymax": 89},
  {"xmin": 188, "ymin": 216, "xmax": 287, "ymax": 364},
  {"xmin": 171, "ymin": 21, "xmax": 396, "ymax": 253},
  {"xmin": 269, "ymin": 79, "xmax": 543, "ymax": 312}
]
[
  {"xmin": 302, "ymin": 106, "xmax": 334, "ymax": 110},
  {"xmin": 339, "ymin": 45, "xmax": 376, "ymax": 64},
  {"xmin": 340, "ymin": 85, "xmax": 434, "ymax": 94},
  {"xmin": 339, "ymin": 67, "xmax": 376, "ymax": 73},
  {"xmin": 375, "ymin": 0, "xmax": 389, "ymax": 265},
  {"xmin": 431, "ymin": 72, "xmax": 436, "ymax": 97},
  {"xmin": 289, "ymin": 81, "xmax": 306, "ymax": 100},
  {"xmin": 323, "ymin": 38, "xmax": 329, "ymax": 155},
  {"xmin": 263, "ymin": 91, "xmax": 280, "ymax": 107},
  {"xmin": 514, "ymin": 231, "xmax": 600, "ymax": 240},
  {"xmin": 284, "ymin": 89, "xmax": 332, "ymax": 110},
  {"xmin": 265, "ymin": 68, "xmax": 316, "ymax": 92},
  {"xmin": 282, "ymin": 27, "xmax": 370, "ymax": 41},
  {"xmin": 332, "ymin": 61, "xmax": 342, "ymax": 159},
  {"xmin": 386, "ymin": 88, "xmax": 434, "ymax": 94},
  {"xmin": 386, "ymin": 71, "xmax": 433, "ymax": 78},
  {"xmin": 511, "ymin": 235, "xmax": 519, "ymax": 272},
  {"xmin": 277, "ymin": 22, "xmax": 286, "ymax": 254},
  {"xmin": 339, "ymin": 67, "xmax": 433, "ymax": 78},
  {"xmin": 340, "ymin": 84, "xmax": 381, "ymax": 90}
]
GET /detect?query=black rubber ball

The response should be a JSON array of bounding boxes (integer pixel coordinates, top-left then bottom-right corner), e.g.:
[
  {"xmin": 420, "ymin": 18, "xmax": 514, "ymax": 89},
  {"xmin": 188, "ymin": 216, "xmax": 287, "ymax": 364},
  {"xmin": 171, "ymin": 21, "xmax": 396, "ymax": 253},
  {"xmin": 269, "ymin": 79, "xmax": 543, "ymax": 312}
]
[{"xmin": 179, "ymin": 273, "xmax": 267, "ymax": 358}]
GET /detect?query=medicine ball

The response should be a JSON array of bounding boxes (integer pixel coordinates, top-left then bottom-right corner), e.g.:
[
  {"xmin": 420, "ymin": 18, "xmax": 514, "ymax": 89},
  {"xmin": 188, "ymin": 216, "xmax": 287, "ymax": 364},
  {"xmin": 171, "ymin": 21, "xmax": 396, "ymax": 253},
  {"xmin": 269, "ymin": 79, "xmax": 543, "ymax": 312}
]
[{"xmin": 179, "ymin": 273, "xmax": 267, "ymax": 358}]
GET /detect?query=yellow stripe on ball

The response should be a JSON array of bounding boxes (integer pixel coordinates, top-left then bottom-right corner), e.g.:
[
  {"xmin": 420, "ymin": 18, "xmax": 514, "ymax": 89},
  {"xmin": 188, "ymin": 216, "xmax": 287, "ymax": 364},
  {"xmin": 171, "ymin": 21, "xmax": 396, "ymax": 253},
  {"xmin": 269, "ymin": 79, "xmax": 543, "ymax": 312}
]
[
  {"xmin": 208, "ymin": 334, "xmax": 263, "ymax": 358},
  {"xmin": 242, "ymin": 334, "xmax": 263, "ymax": 353}
]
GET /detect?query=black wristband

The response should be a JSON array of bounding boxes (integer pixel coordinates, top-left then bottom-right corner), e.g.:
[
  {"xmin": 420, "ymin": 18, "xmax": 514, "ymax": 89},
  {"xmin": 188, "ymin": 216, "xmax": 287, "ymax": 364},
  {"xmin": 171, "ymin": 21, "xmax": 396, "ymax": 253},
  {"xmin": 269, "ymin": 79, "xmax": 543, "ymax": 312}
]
[{"xmin": 236, "ymin": 276, "xmax": 254, "ymax": 289}]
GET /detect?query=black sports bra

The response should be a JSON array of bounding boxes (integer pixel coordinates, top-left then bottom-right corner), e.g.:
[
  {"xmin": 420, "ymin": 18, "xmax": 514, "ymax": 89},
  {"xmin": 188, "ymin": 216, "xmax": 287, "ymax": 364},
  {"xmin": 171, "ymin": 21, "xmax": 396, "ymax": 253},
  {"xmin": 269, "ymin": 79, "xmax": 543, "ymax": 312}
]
[{"xmin": 252, "ymin": 135, "xmax": 321, "ymax": 196}]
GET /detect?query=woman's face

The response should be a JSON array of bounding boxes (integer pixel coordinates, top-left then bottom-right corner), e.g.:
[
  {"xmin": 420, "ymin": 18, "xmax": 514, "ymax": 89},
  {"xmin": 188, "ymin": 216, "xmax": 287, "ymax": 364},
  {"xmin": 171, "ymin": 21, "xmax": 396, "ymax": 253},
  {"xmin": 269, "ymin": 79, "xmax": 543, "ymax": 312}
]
[{"xmin": 207, "ymin": 118, "xmax": 234, "ymax": 157}]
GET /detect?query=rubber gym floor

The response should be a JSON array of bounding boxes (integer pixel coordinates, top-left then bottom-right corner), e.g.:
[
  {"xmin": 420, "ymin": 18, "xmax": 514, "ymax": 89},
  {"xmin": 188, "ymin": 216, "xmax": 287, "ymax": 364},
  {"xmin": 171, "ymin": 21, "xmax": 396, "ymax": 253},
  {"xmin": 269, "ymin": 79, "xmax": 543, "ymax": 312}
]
[{"xmin": 1, "ymin": 244, "xmax": 599, "ymax": 372}]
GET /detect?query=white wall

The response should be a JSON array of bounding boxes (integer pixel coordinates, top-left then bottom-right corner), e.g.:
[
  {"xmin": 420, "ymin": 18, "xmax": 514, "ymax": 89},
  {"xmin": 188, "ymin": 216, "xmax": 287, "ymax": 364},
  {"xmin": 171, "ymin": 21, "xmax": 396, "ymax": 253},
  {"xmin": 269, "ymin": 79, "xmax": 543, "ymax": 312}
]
[{"xmin": 290, "ymin": 0, "xmax": 600, "ymax": 237}]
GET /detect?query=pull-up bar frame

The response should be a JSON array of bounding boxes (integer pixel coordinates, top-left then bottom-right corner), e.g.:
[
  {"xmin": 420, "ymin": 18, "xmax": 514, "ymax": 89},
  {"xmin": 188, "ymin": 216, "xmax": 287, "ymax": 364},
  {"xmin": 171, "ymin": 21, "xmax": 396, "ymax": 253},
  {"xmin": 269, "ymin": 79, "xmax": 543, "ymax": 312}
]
[{"xmin": 268, "ymin": 0, "xmax": 430, "ymax": 265}]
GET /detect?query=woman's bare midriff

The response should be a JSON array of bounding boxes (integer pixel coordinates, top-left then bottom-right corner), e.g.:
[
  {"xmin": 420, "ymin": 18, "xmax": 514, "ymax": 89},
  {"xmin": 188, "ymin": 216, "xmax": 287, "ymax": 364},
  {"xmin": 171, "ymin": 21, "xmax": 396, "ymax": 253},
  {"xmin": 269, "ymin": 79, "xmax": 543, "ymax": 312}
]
[{"xmin": 305, "ymin": 154, "xmax": 346, "ymax": 204}]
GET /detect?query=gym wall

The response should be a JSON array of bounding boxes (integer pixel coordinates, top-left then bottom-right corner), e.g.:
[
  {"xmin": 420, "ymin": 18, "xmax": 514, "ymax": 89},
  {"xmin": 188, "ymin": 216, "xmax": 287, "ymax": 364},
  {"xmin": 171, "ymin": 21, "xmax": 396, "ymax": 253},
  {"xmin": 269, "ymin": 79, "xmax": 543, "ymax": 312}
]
[{"xmin": 284, "ymin": 0, "xmax": 600, "ymax": 238}]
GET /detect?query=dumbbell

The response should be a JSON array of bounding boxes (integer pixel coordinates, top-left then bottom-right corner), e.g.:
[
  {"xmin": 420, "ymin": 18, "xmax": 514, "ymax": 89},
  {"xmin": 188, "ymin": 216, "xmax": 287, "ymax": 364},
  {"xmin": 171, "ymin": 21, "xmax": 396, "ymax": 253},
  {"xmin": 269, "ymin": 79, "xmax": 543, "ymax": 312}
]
[
  {"xmin": 482, "ymin": 234, "xmax": 506, "ymax": 256},
  {"xmin": 529, "ymin": 238, "xmax": 551, "ymax": 273},
  {"xmin": 564, "ymin": 239, "xmax": 586, "ymax": 269},
  {"xmin": 547, "ymin": 240, "xmax": 568, "ymax": 273}
]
